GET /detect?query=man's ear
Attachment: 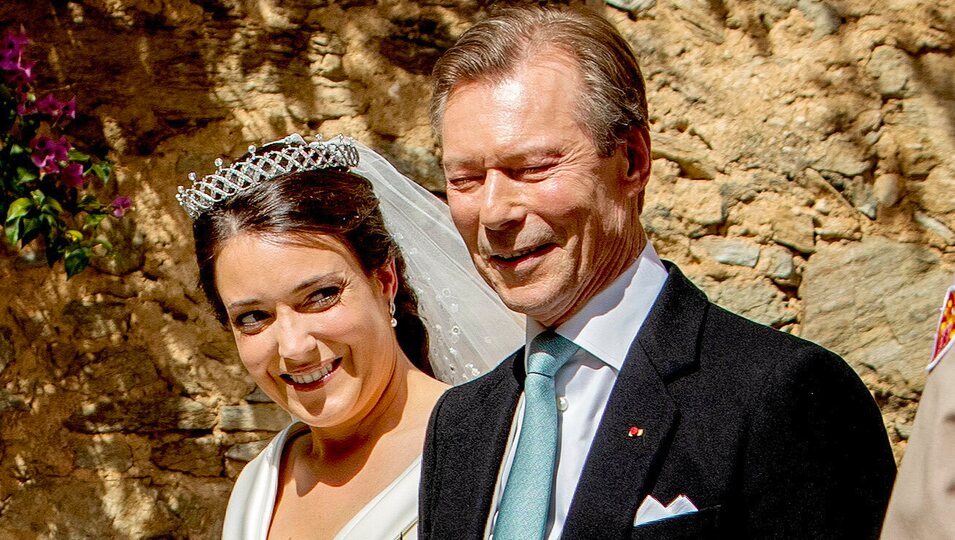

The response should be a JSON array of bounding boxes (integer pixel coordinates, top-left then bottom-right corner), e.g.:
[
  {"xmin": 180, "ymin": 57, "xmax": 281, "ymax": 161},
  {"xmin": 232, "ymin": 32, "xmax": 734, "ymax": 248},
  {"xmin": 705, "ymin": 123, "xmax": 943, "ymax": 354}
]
[
  {"xmin": 621, "ymin": 127, "xmax": 652, "ymax": 212},
  {"xmin": 374, "ymin": 258, "xmax": 400, "ymax": 303}
]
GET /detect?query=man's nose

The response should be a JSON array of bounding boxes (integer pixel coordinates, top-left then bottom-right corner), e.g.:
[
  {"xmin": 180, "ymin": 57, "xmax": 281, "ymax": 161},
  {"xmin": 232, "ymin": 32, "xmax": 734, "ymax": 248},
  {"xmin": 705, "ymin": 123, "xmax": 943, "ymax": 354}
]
[
  {"xmin": 480, "ymin": 170, "xmax": 525, "ymax": 231},
  {"xmin": 274, "ymin": 307, "xmax": 318, "ymax": 361}
]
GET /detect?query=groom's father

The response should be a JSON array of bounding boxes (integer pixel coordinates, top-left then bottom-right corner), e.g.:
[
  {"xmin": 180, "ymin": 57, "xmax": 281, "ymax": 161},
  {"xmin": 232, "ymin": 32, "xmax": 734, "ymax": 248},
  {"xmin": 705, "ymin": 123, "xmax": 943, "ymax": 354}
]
[{"xmin": 420, "ymin": 5, "xmax": 896, "ymax": 540}]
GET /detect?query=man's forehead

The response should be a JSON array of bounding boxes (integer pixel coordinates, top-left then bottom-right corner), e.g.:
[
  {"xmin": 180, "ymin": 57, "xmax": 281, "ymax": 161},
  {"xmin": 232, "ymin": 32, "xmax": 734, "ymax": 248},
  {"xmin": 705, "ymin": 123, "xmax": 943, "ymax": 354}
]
[{"xmin": 440, "ymin": 53, "xmax": 588, "ymax": 166}]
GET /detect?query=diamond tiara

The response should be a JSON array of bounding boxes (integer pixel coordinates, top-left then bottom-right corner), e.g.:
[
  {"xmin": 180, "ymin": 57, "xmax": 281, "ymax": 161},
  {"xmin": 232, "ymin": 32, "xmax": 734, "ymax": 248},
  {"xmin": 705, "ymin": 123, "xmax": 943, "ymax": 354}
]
[{"xmin": 176, "ymin": 133, "xmax": 361, "ymax": 220}]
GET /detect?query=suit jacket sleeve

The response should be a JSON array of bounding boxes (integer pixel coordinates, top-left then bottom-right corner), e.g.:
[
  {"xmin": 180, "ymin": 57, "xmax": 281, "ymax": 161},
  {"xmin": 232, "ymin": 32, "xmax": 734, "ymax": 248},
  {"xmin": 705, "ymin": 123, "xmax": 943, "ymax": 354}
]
[{"xmin": 739, "ymin": 345, "xmax": 897, "ymax": 539}]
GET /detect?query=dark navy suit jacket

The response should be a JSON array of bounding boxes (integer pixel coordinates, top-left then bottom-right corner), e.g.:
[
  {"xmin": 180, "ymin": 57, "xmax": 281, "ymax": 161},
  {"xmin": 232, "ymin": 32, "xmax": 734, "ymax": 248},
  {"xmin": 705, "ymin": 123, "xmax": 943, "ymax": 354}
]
[{"xmin": 419, "ymin": 264, "xmax": 895, "ymax": 539}]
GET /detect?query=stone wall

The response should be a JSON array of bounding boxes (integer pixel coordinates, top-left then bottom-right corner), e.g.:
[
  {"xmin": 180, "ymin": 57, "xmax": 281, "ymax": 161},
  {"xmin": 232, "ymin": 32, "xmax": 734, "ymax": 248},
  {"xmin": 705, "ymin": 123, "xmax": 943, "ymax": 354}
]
[{"xmin": 0, "ymin": 0, "xmax": 952, "ymax": 536}]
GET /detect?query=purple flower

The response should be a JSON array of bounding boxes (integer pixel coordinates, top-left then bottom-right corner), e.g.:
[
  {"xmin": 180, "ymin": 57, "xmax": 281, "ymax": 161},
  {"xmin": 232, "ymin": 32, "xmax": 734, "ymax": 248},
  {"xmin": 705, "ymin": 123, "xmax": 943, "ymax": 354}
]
[
  {"xmin": 35, "ymin": 94, "xmax": 75, "ymax": 121},
  {"xmin": 0, "ymin": 30, "xmax": 31, "ymax": 91},
  {"xmin": 60, "ymin": 162, "xmax": 85, "ymax": 188},
  {"xmin": 16, "ymin": 97, "xmax": 36, "ymax": 116},
  {"xmin": 62, "ymin": 96, "xmax": 76, "ymax": 120},
  {"xmin": 3, "ymin": 59, "xmax": 34, "ymax": 87},
  {"xmin": 30, "ymin": 135, "xmax": 72, "ymax": 174},
  {"xmin": 1, "ymin": 31, "xmax": 30, "ymax": 58},
  {"xmin": 36, "ymin": 93, "xmax": 61, "ymax": 114},
  {"xmin": 111, "ymin": 196, "xmax": 132, "ymax": 218}
]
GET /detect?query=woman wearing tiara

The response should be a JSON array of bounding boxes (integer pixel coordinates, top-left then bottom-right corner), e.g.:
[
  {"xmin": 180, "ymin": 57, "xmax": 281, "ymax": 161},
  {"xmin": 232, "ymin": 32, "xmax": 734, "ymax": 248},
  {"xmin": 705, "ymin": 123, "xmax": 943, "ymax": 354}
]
[{"xmin": 177, "ymin": 134, "xmax": 522, "ymax": 539}]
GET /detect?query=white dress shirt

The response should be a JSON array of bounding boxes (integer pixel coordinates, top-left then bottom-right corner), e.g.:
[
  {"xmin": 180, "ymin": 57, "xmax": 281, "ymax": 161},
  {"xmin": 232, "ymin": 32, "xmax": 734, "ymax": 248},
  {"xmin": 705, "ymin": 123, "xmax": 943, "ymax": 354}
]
[{"xmin": 486, "ymin": 243, "xmax": 669, "ymax": 539}]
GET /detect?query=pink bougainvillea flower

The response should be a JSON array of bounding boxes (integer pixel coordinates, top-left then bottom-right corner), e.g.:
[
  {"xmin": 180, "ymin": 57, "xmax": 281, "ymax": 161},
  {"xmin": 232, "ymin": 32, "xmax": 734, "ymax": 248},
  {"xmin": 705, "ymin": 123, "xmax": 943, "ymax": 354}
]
[
  {"xmin": 16, "ymin": 97, "xmax": 36, "ymax": 116},
  {"xmin": 30, "ymin": 135, "xmax": 72, "ymax": 174},
  {"xmin": 1, "ymin": 31, "xmax": 30, "ymax": 57},
  {"xmin": 61, "ymin": 96, "xmax": 76, "ymax": 120},
  {"xmin": 0, "ymin": 54, "xmax": 18, "ymax": 71},
  {"xmin": 0, "ymin": 32, "xmax": 29, "ymax": 72},
  {"xmin": 59, "ymin": 162, "xmax": 86, "ymax": 188},
  {"xmin": 3, "ymin": 59, "xmax": 34, "ymax": 87},
  {"xmin": 35, "ymin": 94, "xmax": 76, "ymax": 121},
  {"xmin": 111, "ymin": 196, "xmax": 132, "ymax": 218},
  {"xmin": 36, "ymin": 93, "xmax": 62, "ymax": 114}
]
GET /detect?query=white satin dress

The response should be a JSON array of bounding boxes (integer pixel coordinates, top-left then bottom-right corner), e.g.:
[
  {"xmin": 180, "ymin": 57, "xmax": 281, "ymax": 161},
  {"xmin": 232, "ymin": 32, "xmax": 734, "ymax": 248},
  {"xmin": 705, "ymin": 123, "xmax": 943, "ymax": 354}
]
[{"xmin": 221, "ymin": 422, "xmax": 420, "ymax": 540}]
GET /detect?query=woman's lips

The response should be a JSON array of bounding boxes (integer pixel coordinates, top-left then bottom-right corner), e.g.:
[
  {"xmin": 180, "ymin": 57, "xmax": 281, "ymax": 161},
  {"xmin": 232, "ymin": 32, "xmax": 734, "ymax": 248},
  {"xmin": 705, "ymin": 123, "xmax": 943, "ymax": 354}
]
[{"xmin": 280, "ymin": 358, "xmax": 341, "ymax": 391}]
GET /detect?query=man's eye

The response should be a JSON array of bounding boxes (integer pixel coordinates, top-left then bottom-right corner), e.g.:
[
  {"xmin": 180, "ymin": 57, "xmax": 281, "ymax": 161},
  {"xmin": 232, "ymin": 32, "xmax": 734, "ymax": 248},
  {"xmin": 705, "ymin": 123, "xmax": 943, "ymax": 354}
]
[
  {"xmin": 517, "ymin": 164, "xmax": 554, "ymax": 179},
  {"xmin": 234, "ymin": 310, "xmax": 271, "ymax": 332},
  {"xmin": 447, "ymin": 174, "xmax": 483, "ymax": 190},
  {"xmin": 304, "ymin": 286, "xmax": 342, "ymax": 310}
]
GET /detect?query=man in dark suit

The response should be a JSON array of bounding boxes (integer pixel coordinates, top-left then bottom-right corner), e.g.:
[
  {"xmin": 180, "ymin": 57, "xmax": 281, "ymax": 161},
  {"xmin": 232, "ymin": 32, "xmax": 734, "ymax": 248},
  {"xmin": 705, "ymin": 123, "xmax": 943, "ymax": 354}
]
[{"xmin": 420, "ymin": 5, "xmax": 896, "ymax": 539}]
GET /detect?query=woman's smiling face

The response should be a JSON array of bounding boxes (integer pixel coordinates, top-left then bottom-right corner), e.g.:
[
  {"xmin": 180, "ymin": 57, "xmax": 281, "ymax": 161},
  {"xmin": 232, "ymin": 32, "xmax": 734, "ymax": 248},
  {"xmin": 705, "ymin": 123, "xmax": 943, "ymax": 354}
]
[{"xmin": 214, "ymin": 232, "xmax": 400, "ymax": 431}]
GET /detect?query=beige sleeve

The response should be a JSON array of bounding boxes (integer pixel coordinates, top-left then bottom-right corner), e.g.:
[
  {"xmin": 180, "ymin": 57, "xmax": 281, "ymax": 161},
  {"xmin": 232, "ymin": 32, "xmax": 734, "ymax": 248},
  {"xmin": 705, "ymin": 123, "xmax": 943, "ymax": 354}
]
[{"xmin": 881, "ymin": 345, "xmax": 955, "ymax": 540}]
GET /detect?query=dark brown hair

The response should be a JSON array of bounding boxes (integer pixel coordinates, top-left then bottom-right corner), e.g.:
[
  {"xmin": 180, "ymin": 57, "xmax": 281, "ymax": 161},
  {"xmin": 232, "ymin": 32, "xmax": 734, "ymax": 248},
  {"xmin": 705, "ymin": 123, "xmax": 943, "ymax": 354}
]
[
  {"xmin": 430, "ymin": 5, "xmax": 648, "ymax": 156},
  {"xmin": 191, "ymin": 166, "xmax": 431, "ymax": 375}
]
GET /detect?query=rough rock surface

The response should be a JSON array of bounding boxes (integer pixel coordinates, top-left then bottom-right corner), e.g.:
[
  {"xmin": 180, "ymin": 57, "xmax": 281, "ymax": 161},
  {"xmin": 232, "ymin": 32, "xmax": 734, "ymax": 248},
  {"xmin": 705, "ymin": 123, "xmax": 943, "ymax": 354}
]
[{"xmin": 0, "ymin": 0, "xmax": 953, "ymax": 536}]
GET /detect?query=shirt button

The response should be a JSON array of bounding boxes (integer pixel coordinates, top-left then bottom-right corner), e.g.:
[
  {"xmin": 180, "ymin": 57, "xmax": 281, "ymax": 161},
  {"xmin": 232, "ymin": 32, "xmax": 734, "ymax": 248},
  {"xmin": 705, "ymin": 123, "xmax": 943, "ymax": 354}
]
[{"xmin": 556, "ymin": 396, "xmax": 569, "ymax": 411}]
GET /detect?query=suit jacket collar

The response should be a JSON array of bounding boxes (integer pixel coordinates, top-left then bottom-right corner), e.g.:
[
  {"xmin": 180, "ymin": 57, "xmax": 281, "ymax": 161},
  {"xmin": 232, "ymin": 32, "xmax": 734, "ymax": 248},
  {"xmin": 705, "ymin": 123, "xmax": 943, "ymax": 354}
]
[
  {"xmin": 562, "ymin": 263, "xmax": 708, "ymax": 538},
  {"xmin": 426, "ymin": 264, "xmax": 709, "ymax": 539}
]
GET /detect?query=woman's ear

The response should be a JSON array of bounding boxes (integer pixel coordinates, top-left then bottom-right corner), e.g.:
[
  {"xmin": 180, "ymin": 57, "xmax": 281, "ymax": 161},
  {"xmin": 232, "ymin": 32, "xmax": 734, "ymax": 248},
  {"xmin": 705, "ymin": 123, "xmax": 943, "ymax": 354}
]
[{"xmin": 373, "ymin": 258, "xmax": 399, "ymax": 303}]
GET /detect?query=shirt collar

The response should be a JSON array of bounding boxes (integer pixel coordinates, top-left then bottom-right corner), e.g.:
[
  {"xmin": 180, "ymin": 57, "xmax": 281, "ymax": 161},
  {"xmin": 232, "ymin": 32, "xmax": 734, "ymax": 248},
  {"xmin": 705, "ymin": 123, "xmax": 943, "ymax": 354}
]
[{"xmin": 526, "ymin": 242, "xmax": 669, "ymax": 371}]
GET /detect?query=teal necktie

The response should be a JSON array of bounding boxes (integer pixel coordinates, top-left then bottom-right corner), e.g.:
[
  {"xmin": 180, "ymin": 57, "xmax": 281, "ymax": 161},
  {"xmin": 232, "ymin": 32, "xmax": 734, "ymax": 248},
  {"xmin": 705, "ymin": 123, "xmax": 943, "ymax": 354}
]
[{"xmin": 494, "ymin": 331, "xmax": 579, "ymax": 540}]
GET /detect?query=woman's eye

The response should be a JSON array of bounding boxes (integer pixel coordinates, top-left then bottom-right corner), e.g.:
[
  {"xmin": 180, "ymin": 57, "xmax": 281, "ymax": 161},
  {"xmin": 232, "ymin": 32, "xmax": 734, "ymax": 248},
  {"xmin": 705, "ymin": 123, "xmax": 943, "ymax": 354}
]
[
  {"xmin": 233, "ymin": 310, "xmax": 271, "ymax": 332},
  {"xmin": 304, "ymin": 286, "xmax": 342, "ymax": 310}
]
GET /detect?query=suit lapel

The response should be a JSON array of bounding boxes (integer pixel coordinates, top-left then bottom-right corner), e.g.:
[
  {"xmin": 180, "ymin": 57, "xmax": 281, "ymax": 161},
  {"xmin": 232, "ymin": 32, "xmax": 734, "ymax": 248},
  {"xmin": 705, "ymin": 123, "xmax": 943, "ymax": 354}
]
[
  {"xmin": 562, "ymin": 265, "xmax": 708, "ymax": 538},
  {"xmin": 432, "ymin": 349, "xmax": 525, "ymax": 538}
]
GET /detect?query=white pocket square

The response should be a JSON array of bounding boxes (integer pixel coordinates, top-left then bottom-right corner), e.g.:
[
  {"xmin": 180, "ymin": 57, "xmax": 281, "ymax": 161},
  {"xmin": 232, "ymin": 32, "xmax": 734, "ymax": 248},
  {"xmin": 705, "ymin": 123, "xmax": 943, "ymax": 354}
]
[{"xmin": 633, "ymin": 494, "xmax": 699, "ymax": 526}]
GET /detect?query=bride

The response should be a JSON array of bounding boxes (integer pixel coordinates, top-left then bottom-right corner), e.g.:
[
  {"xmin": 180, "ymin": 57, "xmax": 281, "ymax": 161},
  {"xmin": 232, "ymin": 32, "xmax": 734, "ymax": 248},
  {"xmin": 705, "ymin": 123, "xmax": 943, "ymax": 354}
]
[{"xmin": 177, "ymin": 134, "xmax": 522, "ymax": 539}]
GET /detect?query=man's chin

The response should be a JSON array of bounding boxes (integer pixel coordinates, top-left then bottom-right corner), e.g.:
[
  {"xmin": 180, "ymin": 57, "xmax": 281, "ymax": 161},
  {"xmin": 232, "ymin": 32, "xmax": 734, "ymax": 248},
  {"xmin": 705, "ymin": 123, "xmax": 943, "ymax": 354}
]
[{"xmin": 494, "ymin": 286, "xmax": 565, "ymax": 324}]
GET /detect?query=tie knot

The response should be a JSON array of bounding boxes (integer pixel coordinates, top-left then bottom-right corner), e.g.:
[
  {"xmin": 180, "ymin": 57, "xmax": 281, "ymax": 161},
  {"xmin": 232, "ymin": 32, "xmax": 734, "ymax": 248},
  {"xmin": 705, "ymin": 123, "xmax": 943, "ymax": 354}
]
[{"xmin": 527, "ymin": 331, "xmax": 578, "ymax": 378}]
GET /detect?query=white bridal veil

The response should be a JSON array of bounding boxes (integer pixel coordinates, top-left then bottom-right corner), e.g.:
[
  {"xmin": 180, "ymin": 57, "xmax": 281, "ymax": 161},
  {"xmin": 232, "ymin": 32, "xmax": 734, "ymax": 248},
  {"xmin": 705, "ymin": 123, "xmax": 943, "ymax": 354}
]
[{"xmin": 351, "ymin": 141, "xmax": 524, "ymax": 384}]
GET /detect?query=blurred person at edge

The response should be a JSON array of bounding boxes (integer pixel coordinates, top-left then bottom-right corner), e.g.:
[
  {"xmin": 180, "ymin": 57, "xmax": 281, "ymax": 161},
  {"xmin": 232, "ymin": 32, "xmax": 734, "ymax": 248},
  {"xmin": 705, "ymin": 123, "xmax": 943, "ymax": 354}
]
[
  {"xmin": 418, "ymin": 5, "xmax": 897, "ymax": 539},
  {"xmin": 881, "ymin": 274, "xmax": 955, "ymax": 540}
]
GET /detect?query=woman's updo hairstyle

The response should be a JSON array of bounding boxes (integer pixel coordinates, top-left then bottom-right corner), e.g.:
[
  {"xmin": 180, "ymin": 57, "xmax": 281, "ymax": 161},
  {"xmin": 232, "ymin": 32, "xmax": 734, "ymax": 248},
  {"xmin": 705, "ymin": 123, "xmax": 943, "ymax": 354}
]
[{"xmin": 191, "ymin": 156, "xmax": 431, "ymax": 376}]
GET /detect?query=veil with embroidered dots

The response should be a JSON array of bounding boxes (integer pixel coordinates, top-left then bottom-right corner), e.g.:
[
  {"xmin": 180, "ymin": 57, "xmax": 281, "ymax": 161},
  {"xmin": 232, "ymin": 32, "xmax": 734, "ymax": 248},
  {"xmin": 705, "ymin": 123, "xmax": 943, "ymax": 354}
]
[{"xmin": 351, "ymin": 141, "xmax": 524, "ymax": 384}]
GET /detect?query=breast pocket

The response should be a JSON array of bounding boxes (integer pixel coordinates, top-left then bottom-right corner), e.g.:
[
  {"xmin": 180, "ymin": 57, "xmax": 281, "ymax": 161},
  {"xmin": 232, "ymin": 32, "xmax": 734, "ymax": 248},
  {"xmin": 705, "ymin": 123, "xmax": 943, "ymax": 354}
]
[{"xmin": 630, "ymin": 505, "xmax": 722, "ymax": 539}]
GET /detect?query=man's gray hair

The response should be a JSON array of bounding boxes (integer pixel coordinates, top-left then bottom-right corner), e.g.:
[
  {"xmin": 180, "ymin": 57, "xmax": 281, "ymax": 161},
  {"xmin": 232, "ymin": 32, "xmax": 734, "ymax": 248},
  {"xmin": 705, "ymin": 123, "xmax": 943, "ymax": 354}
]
[{"xmin": 430, "ymin": 5, "xmax": 649, "ymax": 157}]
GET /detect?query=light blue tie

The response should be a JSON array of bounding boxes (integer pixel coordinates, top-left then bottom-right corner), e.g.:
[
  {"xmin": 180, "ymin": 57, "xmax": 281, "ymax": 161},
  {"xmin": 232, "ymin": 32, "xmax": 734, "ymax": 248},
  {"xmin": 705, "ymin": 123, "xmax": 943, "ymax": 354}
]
[{"xmin": 495, "ymin": 331, "xmax": 579, "ymax": 540}]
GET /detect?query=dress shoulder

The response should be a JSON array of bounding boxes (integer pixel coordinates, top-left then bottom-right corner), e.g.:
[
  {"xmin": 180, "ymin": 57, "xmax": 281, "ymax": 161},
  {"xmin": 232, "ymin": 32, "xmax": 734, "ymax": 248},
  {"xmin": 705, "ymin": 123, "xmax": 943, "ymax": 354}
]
[{"xmin": 221, "ymin": 422, "xmax": 305, "ymax": 540}]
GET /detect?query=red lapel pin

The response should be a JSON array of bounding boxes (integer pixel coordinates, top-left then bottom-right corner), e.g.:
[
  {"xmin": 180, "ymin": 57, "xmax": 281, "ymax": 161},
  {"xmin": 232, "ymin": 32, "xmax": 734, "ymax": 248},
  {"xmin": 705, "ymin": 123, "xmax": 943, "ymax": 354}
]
[{"xmin": 628, "ymin": 426, "xmax": 644, "ymax": 438}]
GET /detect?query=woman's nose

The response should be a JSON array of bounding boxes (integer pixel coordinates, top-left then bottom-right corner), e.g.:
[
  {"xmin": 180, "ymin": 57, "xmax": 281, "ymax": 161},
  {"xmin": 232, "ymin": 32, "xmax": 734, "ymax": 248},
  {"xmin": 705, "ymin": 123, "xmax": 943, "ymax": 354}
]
[{"xmin": 274, "ymin": 308, "xmax": 318, "ymax": 361}]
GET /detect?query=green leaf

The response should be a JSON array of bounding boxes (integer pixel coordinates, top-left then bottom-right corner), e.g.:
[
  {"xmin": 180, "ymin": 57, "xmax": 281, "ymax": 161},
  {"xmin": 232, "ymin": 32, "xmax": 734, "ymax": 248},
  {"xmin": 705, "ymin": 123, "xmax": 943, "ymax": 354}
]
[
  {"xmin": 77, "ymin": 194, "xmax": 102, "ymax": 212},
  {"xmin": 8, "ymin": 144, "xmax": 26, "ymax": 156},
  {"xmin": 68, "ymin": 149, "xmax": 91, "ymax": 162},
  {"xmin": 15, "ymin": 166, "xmax": 37, "ymax": 185},
  {"xmin": 64, "ymin": 229, "xmax": 84, "ymax": 243},
  {"xmin": 5, "ymin": 197, "xmax": 32, "ymax": 222},
  {"xmin": 90, "ymin": 162, "xmax": 111, "ymax": 182},
  {"xmin": 20, "ymin": 217, "xmax": 41, "ymax": 247},
  {"xmin": 64, "ymin": 247, "xmax": 91, "ymax": 278},
  {"xmin": 84, "ymin": 213, "xmax": 106, "ymax": 230},
  {"xmin": 40, "ymin": 213, "xmax": 57, "ymax": 230},
  {"xmin": 43, "ymin": 197, "xmax": 63, "ymax": 215},
  {"xmin": 4, "ymin": 219, "xmax": 22, "ymax": 246},
  {"xmin": 30, "ymin": 190, "xmax": 47, "ymax": 207}
]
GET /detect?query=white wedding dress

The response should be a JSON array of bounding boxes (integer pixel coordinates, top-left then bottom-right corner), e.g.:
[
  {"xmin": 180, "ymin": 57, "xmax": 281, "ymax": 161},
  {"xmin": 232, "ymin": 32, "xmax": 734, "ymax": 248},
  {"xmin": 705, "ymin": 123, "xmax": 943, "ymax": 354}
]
[{"xmin": 222, "ymin": 422, "xmax": 420, "ymax": 540}]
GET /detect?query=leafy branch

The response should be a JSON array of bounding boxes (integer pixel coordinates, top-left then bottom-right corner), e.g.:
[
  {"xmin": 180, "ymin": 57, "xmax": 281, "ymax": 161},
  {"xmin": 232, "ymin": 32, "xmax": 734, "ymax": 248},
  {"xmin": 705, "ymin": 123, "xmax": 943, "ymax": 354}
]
[{"xmin": 1, "ymin": 28, "xmax": 131, "ymax": 277}]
